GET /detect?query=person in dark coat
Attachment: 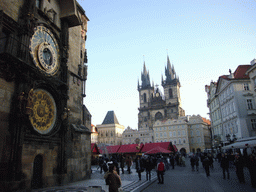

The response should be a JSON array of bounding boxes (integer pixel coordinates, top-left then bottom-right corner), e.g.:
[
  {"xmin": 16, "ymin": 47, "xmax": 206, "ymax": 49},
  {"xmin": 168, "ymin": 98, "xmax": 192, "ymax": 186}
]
[
  {"xmin": 120, "ymin": 155, "xmax": 125, "ymax": 174},
  {"xmin": 208, "ymin": 154, "xmax": 214, "ymax": 169},
  {"xmin": 170, "ymin": 154, "xmax": 175, "ymax": 169},
  {"xmin": 247, "ymin": 154, "xmax": 256, "ymax": 188},
  {"xmin": 203, "ymin": 156, "xmax": 210, "ymax": 177},
  {"xmin": 190, "ymin": 154, "xmax": 195, "ymax": 171},
  {"xmin": 195, "ymin": 154, "xmax": 200, "ymax": 172},
  {"xmin": 105, "ymin": 164, "xmax": 121, "ymax": 192},
  {"xmin": 126, "ymin": 155, "xmax": 132, "ymax": 174},
  {"xmin": 145, "ymin": 156, "xmax": 154, "ymax": 181},
  {"xmin": 220, "ymin": 153, "xmax": 230, "ymax": 179},
  {"xmin": 135, "ymin": 156, "xmax": 144, "ymax": 180},
  {"xmin": 234, "ymin": 153, "xmax": 245, "ymax": 183}
]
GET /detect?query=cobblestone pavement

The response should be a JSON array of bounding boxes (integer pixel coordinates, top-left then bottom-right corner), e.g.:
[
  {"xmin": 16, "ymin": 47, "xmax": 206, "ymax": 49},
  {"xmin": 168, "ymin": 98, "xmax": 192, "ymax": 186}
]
[
  {"xmin": 30, "ymin": 164, "xmax": 157, "ymax": 192},
  {"xmin": 142, "ymin": 158, "xmax": 256, "ymax": 192}
]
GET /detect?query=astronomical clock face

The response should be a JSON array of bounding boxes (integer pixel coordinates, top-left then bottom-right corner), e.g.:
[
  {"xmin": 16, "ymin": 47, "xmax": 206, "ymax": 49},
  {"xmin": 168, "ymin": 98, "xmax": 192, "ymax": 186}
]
[
  {"xmin": 29, "ymin": 89, "xmax": 57, "ymax": 135},
  {"xmin": 30, "ymin": 26, "xmax": 59, "ymax": 76}
]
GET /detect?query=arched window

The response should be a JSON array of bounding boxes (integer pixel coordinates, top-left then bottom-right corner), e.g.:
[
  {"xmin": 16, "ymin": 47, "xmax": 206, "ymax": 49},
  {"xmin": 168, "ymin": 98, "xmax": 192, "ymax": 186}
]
[
  {"xmin": 169, "ymin": 88, "xmax": 173, "ymax": 99},
  {"xmin": 143, "ymin": 93, "xmax": 147, "ymax": 102},
  {"xmin": 155, "ymin": 112, "xmax": 163, "ymax": 120}
]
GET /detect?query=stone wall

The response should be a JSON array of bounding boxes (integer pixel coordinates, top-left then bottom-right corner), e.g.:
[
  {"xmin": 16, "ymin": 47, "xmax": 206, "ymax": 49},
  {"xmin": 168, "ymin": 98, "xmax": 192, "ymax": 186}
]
[
  {"xmin": 21, "ymin": 143, "xmax": 59, "ymax": 189},
  {"xmin": 67, "ymin": 132, "xmax": 91, "ymax": 182}
]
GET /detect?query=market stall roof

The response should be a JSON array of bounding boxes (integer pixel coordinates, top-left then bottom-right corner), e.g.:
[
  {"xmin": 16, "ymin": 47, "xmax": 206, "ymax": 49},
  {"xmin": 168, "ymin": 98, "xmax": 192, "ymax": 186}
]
[
  {"xmin": 106, "ymin": 145, "xmax": 121, "ymax": 154},
  {"xmin": 141, "ymin": 142, "xmax": 176, "ymax": 153},
  {"xmin": 118, "ymin": 143, "xmax": 144, "ymax": 153},
  {"xmin": 145, "ymin": 146, "xmax": 171, "ymax": 154},
  {"xmin": 91, "ymin": 143, "xmax": 100, "ymax": 154},
  {"xmin": 222, "ymin": 140, "xmax": 256, "ymax": 150}
]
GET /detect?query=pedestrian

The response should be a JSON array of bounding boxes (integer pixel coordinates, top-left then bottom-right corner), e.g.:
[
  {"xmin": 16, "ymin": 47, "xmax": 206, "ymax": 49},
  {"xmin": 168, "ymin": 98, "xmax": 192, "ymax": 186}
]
[
  {"xmin": 126, "ymin": 156, "xmax": 132, "ymax": 174},
  {"xmin": 220, "ymin": 153, "xmax": 230, "ymax": 179},
  {"xmin": 145, "ymin": 156, "xmax": 154, "ymax": 181},
  {"xmin": 170, "ymin": 154, "xmax": 175, "ymax": 169},
  {"xmin": 98, "ymin": 157, "xmax": 104, "ymax": 173},
  {"xmin": 181, "ymin": 155, "xmax": 186, "ymax": 167},
  {"xmin": 120, "ymin": 155, "xmax": 125, "ymax": 174},
  {"xmin": 208, "ymin": 154, "xmax": 214, "ymax": 169},
  {"xmin": 247, "ymin": 154, "xmax": 256, "ymax": 188},
  {"xmin": 234, "ymin": 153, "xmax": 245, "ymax": 183},
  {"xmin": 135, "ymin": 156, "xmax": 144, "ymax": 180},
  {"xmin": 190, "ymin": 154, "xmax": 195, "ymax": 171},
  {"xmin": 157, "ymin": 158, "xmax": 165, "ymax": 184},
  {"xmin": 105, "ymin": 164, "xmax": 122, "ymax": 192},
  {"xmin": 111, "ymin": 156, "xmax": 120, "ymax": 175},
  {"xmin": 195, "ymin": 155, "xmax": 199, "ymax": 172},
  {"xmin": 203, "ymin": 155, "xmax": 210, "ymax": 177}
]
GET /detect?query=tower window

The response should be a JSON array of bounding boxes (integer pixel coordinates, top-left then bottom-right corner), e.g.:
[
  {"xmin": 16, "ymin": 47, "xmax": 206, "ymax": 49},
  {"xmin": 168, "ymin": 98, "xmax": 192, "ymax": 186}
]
[
  {"xmin": 169, "ymin": 88, "xmax": 173, "ymax": 99},
  {"xmin": 143, "ymin": 93, "xmax": 147, "ymax": 102}
]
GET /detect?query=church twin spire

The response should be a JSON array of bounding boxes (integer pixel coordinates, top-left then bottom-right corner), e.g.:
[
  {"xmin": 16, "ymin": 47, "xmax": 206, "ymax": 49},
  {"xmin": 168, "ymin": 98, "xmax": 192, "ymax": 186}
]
[{"xmin": 138, "ymin": 55, "xmax": 179, "ymax": 90}]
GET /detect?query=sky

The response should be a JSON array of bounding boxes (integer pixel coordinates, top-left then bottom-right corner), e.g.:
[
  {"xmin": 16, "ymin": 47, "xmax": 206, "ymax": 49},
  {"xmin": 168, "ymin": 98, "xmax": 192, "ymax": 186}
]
[{"xmin": 77, "ymin": 0, "xmax": 256, "ymax": 129}]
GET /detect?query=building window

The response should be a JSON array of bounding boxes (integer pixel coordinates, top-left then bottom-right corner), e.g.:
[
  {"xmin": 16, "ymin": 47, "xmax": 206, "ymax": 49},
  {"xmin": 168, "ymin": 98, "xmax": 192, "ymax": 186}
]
[
  {"xmin": 178, "ymin": 131, "xmax": 180, "ymax": 136},
  {"xmin": 183, "ymin": 139, "xmax": 186, "ymax": 143},
  {"xmin": 160, "ymin": 133, "xmax": 163, "ymax": 137},
  {"xmin": 169, "ymin": 132, "xmax": 172, "ymax": 137},
  {"xmin": 244, "ymin": 83, "xmax": 249, "ymax": 91},
  {"xmin": 182, "ymin": 130, "xmax": 185, "ymax": 135},
  {"xmin": 179, "ymin": 139, "xmax": 181, "ymax": 144},
  {"xmin": 197, "ymin": 131, "xmax": 200, "ymax": 136},
  {"xmin": 173, "ymin": 131, "xmax": 176, "ymax": 137},
  {"xmin": 198, "ymin": 137, "xmax": 201, "ymax": 143},
  {"xmin": 156, "ymin": 133, "xmax": 158, "ymax": 138},
  {"xmin": 191, "ymin": 131, "xmax": 193, "ymax": 136},
  {"xmin": 247, "ymin": 99, "xmax": 253, "ymax": 109},
  {"xmin": 251, "ymin": 119, "xmax": 256, "ymax": 130},
  {"xmin": 164, "ymin": 132, "xmax": 167, "ymax": 137}
]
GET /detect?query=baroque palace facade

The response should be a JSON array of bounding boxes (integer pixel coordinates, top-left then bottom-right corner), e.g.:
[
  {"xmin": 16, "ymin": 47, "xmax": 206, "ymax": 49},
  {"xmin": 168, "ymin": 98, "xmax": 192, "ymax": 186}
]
[{"xmin": 0, "ymin": 0, "xmax": 91, "ymax": 191}]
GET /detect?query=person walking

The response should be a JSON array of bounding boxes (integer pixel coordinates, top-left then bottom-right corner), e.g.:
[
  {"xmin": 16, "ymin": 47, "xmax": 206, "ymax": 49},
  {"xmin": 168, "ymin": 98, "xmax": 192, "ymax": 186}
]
[
  {"xmin": 220, "ymin": 153, "xmax": 230, "ymax": 179},
  {"xmin": 126, "ymin": 156, "xmax": 132, "ymax": 174},
  {"xmin": 120, "ymin": 155, "xmax": 125, "ymax": 174},
  {"xmin": 135, "ymin": 156, "xmax": 144, "ymax": 180},
  {"xmin": 190, "ymin": 154, "xmax": 195, "ymax": 171},
  {"xmin": 234, "ymin": 153, "xmax": 245, "ymax": 183},
  {"xmin": 105, "ymin": 164, "xmax": 122, "ymax": 192},
  {"xmin": 247, "ymin": 154, "xmax": 256, "ymax": 188},
  {"xmin": 170, "ymin": 154, "xmax": 175, "ymax": 169},
  {"xmin": 203, "ymin": 155, "xmax": 211, "ymax": 177},
  {"xmin": 195, "ymin": 154, "xmax": 199, "ymax": 172},
  {"xmin": 145, "ymin": 156, "xmax": 154, "ymax": 181},
  {"xmin": 157, "ymin": 158, "xmax": 165, "ymax": 184}
]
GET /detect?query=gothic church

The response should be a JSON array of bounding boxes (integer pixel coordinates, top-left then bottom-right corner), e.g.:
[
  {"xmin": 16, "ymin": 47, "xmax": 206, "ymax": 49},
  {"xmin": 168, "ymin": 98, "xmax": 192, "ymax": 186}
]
[{"xmin": 137, "ymin": 56, "xmax": 185, "ymax": 133}]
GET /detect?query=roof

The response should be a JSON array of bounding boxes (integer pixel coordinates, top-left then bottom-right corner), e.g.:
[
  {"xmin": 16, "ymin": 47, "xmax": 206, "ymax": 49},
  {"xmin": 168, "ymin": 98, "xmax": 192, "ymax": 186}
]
[
  {"xmin": 91, "ymin": 143, "xmax": 100, "ymax": 154},
  {"xmin": 118, "ymin": 144, "xmax": 144, "ymax": 153},
  {"xmin": 106, "ymin": 145, "xmax": 121, "ymax": 154},
  {"xmin": 202, "ymin": 117, "xmax": 211, "ymax": 126},
  {"xmin": 102, "ymin": 111, "xmax": 119, "ymax": 124},
  {"xmin": 145, "ymin": 146, "xmax": 172, "ymax": 154},
  {"xmin": 233, "ymin": 65, "xmax": 250, "ymax": 79},
  {"xmin": 141, "ymin": 142, "xmax": 172, "ymax": 153}
]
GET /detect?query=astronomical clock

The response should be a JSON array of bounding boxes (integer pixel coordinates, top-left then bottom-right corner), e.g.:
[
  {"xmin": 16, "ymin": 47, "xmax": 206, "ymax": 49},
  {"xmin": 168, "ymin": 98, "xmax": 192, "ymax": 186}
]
[{"xmin": 30, "ymin": 26, "xmax": 60, "ymax": 76}]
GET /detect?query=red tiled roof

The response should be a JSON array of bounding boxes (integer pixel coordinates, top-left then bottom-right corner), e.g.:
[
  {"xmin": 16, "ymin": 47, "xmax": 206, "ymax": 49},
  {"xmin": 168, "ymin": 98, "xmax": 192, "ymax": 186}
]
[
  {"xmin": 234, "ymin": 65, "xmax": 250, "ymax": 79},
  {"xmin": 118, "ymin": 144, "xmax": 144, "ymax": 153},
  {"xmin": 202, "ymin": 117, "xmax": 211, "ymax": 125},
  {"xmin": 141, "ymin": 142, "xmax": 172, "ymax": 153}
]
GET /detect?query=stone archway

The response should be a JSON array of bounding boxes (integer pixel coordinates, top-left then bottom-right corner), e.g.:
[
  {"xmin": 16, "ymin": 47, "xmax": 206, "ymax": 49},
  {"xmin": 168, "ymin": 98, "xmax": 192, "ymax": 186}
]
[
  {"xmin": 180, "ymin": 148, "xmax": 186, "ymax": 155},
  {"xmin": 31, "ymin": 155, "xmax": 43, "ymax": 189}
]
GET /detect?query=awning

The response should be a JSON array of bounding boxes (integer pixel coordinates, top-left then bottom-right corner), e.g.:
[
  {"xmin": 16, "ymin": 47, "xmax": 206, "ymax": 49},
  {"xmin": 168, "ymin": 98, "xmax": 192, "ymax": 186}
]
[
  {"xmin": 141, "ymin": 142, "xmax": 173, "ymax": 153},
  {"xmin": 222, "ymin": 140, "xmax": 256, "ymax": 150},
  {"xmin": 118, "ymin": 144, "xmax": 143, "ymax": 153},
  {"xmin": 145, "ymin": 146, "xmax": 171, "ymax": 154}
]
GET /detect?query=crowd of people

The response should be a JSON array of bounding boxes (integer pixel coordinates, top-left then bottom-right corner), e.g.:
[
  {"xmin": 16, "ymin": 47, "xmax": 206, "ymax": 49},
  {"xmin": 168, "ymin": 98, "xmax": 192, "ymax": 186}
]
[
  {"xmin": 94, "ymin": 148, "xmax": 256, "ymax": 191},
  {"xmin": 189, "ymin": 149, "xmax": 256, "ymax": 188}
]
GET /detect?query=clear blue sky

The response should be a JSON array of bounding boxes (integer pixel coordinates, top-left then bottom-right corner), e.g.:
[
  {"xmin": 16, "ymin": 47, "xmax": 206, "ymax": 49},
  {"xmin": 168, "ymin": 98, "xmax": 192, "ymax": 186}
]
[{"xmin": 77, "ymin": 0, "xmax": 256, "ymax": 129}]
